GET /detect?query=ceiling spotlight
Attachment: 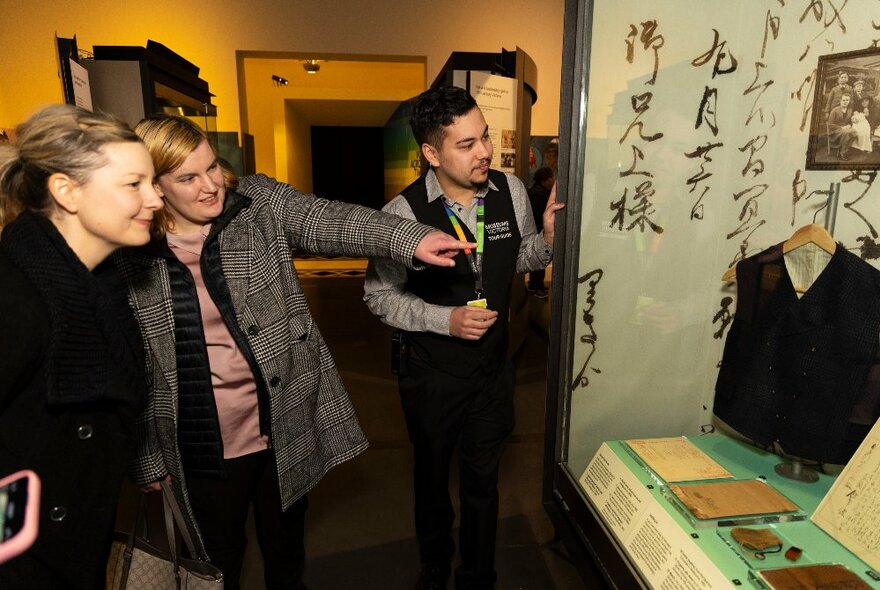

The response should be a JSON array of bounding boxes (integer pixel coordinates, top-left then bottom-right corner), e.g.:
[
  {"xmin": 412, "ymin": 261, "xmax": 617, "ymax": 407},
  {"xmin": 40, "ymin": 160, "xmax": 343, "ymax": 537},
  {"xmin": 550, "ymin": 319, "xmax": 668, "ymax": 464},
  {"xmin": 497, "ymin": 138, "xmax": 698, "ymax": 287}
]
[
  {"xmin": 271, "ymin": 75, "xmax": 288, "ymax": 86},
  {"xmin": 303, "ymin": 60, "xmax": 320, "ymax": 74}
]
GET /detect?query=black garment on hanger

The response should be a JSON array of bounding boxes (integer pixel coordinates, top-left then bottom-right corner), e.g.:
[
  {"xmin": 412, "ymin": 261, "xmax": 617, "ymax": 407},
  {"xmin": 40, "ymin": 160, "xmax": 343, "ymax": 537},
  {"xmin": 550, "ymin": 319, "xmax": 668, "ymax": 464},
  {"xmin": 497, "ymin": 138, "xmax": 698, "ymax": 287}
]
[{"xmin": 714, "ymin": 243, "xmax": 880, "ymax": 464}]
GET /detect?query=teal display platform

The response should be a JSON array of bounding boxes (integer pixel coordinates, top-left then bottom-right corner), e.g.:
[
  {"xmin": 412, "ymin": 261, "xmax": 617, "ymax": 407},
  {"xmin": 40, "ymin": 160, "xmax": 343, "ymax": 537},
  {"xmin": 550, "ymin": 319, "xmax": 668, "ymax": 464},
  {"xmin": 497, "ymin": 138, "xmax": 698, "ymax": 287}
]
[{"xmin": 599, "ymin": 434, "xmax": 880, "ymax": 589}]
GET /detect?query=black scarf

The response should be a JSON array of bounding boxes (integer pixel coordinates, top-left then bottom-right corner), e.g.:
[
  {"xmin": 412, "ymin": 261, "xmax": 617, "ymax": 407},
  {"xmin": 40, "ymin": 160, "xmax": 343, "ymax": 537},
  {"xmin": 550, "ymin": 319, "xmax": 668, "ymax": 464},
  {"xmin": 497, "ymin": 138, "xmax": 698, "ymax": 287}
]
[{"xmin": 0, "ymin": 212, "xmax": 146, "ymax": 406}]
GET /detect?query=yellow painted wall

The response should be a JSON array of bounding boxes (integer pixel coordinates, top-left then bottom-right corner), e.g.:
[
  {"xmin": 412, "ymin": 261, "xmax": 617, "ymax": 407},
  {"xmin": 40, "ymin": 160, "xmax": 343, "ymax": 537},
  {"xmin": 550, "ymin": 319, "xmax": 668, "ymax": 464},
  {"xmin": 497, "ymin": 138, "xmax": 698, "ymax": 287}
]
[
  {"xmin": 244, "ymin": 59, "xmax": 426, "ymax": 178},
  {"xmin": 0, "ymin": 0, "xmax": 564, "ymax": 136},
  {"xmin": 283, "ymin": 102, "xmax": 313, "ymax": 192}
]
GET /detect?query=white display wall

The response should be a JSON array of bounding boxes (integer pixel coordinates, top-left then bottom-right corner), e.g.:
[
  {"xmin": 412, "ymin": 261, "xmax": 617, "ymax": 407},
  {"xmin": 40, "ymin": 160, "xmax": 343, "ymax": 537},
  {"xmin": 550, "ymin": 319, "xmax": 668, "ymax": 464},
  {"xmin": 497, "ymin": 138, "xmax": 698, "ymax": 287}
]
[{"xmin": 564, "ymin": 0, "xmax": 880, "ymax": 472}]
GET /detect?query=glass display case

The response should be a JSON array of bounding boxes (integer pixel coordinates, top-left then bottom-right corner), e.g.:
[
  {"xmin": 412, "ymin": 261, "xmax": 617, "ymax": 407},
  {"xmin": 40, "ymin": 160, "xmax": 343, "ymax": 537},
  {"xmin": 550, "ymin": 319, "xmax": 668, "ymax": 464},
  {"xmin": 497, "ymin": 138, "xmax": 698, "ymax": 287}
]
[
  {"xmin": 83, "ymin": 40, "xmax": 217, "ymax": 133},
  {"xmin": 545, "ymin": 1, "xmax": 880, "ymax": 587}
]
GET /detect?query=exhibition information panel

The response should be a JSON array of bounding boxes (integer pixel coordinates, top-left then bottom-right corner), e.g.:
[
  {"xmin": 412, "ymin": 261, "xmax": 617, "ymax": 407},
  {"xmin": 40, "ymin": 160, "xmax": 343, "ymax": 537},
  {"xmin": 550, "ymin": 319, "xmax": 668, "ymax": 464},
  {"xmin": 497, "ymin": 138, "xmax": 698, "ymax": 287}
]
[{"xmin": 579, "ymin": 435, "xmax": 880, "ymax": 589}]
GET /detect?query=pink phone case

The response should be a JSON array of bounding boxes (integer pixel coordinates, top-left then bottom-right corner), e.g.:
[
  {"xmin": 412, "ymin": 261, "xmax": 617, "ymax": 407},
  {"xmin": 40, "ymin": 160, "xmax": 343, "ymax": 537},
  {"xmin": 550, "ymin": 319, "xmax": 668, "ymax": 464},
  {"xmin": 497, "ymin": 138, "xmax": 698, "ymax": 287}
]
[{"xmin": 0, "ymin": 470, "xmax": 40, "ymax": 565}]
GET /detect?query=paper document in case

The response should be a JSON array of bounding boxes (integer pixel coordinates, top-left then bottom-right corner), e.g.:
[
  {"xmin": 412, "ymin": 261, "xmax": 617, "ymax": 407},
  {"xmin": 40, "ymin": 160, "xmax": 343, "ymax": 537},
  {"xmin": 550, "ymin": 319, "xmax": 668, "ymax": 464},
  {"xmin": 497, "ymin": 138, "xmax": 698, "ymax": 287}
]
[
  {"xmin": 625, "ymin": 437, "xmax": 733, "ymax": 482},
  {"xmin": 758, "ymin": 563, "xmax": 872, "ymax": 590},
  {"xmin": 811, "ymin": 418, "xmax": 880, "ymax": 573},
  {"xmin": 670, "ymin": 479, "xmax": 798, "ymax": 520}
]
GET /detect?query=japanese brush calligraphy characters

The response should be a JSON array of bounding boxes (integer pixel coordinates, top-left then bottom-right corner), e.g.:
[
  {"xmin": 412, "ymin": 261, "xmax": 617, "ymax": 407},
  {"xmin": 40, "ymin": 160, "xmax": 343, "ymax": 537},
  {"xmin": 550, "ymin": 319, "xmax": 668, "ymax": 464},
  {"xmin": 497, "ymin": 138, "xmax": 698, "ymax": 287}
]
[
  {"xmin": 611, "ymin": 21, "xmax": 665, "ymax": 236},
  {"xmin": 572, "ymin": 269, "xmax": 604, "ymax": 391},
  {"xmin": 687, "ymin": 29, "xmax": 738, "ymax": 221}
]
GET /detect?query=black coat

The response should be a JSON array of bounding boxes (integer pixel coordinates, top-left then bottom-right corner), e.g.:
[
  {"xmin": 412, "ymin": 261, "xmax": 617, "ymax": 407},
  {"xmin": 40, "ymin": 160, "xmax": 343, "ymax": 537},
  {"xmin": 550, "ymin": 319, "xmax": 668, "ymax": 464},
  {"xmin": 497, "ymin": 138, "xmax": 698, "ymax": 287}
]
[{"xmin": 0, "ymin": 213, "xmax": 146, "ymax": 589}]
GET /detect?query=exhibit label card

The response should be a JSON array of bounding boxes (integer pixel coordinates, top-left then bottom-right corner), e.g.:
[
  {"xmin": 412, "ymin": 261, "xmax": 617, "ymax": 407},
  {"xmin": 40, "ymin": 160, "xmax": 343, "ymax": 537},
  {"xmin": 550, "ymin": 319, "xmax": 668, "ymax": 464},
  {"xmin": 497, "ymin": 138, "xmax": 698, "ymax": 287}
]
[
  {"xmin": 580, "ymin": 444, "xmax": 733, "ymax": 588},
  {"xmin": 626, "ymin": 437, "xmax": 733, "ymax": 482},
  {"xmin": 812, "ymin": 419, "xmax": 880, "ymax": 572},
  {"xmin": 69, "ymin": 59, "xmax": 92, "ymax": 112}
]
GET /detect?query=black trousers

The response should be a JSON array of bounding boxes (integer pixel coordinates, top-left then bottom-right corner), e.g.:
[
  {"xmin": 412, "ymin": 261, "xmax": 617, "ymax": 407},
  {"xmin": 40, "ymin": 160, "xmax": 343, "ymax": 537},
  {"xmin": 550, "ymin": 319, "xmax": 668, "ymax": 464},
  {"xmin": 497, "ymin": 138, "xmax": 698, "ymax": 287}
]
[
  {"xmin": 186, "ymin": 450, "xmax": 308, "ymax": 590},
  {"xmin": 399, "ymin": 358, "xmax": 515, "ymax": 590},
  {"xmin": 528, "ymin": 268, "xmax": 546, "ymax": 291}
]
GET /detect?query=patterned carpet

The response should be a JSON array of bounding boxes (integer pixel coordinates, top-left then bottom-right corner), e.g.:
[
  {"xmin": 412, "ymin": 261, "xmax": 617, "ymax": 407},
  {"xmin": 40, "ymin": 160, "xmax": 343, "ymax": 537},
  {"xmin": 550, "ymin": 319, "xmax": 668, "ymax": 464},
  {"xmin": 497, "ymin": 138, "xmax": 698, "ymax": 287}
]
[{"xmin": 293, "ymin": 256, "xmax": 367, "ymax": 279}]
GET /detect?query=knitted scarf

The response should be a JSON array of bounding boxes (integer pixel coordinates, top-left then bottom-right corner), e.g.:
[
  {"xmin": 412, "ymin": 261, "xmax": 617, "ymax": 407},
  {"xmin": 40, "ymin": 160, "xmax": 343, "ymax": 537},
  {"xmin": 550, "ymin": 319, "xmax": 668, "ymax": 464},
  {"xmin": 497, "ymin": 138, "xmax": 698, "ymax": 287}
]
[{"xmin": 0, "ymin": 212, "xmax": 146, "ymax": 406}]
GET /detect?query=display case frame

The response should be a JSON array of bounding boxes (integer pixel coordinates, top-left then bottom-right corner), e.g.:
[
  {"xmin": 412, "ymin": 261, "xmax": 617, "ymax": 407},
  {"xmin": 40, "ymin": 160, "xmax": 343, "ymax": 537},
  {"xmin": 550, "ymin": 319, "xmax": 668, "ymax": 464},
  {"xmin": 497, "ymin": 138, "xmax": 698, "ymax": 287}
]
[{"xmin": 543, "ymin": 1, "xmax": 880, "ymax": 587}]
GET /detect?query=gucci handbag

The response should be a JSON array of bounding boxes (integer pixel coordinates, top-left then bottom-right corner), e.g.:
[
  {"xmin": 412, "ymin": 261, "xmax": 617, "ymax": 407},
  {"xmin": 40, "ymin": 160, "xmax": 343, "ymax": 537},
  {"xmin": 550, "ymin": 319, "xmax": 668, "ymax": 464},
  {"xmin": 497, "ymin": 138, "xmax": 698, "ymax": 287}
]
[{"xmin": 106, "ymin": 482, "xmax": 223, "ymax": 589}]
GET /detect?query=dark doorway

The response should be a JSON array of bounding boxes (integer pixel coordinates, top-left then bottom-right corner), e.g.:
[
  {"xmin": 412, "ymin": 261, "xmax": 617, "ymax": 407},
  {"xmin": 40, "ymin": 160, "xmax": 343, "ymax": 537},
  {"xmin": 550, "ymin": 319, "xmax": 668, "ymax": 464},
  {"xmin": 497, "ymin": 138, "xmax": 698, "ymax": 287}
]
[{"xmin": 311, "ymin": 126, "xmax": 384, "ymax": 210}]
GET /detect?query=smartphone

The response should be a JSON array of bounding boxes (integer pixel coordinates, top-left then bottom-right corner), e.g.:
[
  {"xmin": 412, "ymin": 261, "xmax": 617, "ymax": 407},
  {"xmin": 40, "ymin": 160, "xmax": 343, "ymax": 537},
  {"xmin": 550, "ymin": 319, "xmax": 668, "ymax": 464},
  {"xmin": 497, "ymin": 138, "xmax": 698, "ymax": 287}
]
[{"xmin": 0, "ymin": 470, "xmax": 40, "ymax": 564}]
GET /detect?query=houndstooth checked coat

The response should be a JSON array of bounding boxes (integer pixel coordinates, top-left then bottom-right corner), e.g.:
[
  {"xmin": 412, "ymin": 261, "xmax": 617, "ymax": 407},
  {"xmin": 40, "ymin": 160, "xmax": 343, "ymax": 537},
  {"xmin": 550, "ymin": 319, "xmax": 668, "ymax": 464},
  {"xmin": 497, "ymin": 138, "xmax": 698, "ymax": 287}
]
[{"xmin": 115, "ymin": 174, "xmax": 433, "ymax": 556}]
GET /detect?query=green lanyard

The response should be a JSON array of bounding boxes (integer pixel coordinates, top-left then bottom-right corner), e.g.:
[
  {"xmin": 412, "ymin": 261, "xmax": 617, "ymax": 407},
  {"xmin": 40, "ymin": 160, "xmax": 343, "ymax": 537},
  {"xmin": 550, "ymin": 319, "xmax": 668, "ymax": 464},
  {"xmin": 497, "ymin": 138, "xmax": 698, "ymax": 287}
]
[{"xmin": 443, "ymin": 197, "xmax": 485, "ymax": 298}]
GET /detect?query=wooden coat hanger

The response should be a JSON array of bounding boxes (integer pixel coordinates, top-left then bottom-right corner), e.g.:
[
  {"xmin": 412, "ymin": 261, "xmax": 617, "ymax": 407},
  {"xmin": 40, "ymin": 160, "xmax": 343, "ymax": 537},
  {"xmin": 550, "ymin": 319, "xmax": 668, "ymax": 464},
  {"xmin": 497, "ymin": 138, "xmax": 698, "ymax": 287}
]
[
  {"xmin": 721, "ymin": 224, "xmax": 836, "ymax": 283},
  {"xmin": 781, "ymin": 223, "xmax": 836, "ymax": 255}
]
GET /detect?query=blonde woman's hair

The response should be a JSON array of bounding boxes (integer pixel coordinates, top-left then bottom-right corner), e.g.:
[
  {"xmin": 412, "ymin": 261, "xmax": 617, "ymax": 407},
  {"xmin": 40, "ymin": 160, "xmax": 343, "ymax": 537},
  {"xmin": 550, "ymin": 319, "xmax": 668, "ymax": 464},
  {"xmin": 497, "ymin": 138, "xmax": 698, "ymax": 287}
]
[
  {"xmin": 134, "ymin": 115, "xmax": 238, "ymax": 238},
  {"xmin": 0, "ymin": 104, "xmax": 140, "ymax": 229}
]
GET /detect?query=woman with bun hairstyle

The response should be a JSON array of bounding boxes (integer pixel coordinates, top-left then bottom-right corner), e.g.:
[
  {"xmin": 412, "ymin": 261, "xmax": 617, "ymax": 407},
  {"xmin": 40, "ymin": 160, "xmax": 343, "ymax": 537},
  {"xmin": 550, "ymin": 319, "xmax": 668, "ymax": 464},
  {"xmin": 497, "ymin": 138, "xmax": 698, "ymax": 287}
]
[{"xmin": 0, "ymin": 104, "xmax": 162, "ymax": 588}]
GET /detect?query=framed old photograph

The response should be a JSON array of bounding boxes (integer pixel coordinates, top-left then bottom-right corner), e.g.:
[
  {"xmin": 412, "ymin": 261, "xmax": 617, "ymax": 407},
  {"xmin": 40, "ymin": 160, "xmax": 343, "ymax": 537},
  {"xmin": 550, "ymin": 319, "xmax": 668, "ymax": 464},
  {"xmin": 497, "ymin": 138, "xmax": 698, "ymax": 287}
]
[{"xmin": 806, "ymin": 47, "xmax": 880, "ymax": 170}]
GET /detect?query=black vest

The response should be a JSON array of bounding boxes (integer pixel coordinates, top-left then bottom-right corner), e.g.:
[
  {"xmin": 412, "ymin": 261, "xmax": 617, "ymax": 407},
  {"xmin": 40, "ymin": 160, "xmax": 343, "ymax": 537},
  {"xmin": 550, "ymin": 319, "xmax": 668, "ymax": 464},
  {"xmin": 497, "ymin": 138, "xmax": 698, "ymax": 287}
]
[
  {"xmin": 714, "ymin": 243, "xmax": 880, "ymax": 464},
  {"xmin": 167, "ymin": 255, "xmax": 227, "ymax": 479},
  {"xmin": 402, "ymin": 170, "xmax": 521, "ymax": 377}
]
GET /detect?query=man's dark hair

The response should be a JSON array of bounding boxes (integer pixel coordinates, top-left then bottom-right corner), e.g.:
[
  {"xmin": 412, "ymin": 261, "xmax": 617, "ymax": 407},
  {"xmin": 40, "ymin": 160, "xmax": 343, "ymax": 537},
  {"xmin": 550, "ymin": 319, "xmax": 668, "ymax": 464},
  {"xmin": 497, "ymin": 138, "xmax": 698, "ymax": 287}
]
[
  {"xmin": 410, "ymin": 86, "xmax": 478, "ymax": 148},
  {"xmin": 532, "ymin": 167, "xmax": 554, "ymax": 186}
]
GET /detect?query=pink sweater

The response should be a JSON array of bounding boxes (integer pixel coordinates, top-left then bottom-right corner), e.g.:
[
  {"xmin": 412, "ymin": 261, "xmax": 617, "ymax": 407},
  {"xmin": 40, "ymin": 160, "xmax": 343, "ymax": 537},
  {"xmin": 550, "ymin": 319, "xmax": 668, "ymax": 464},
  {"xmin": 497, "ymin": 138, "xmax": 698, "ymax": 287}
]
[{"xmin": 167, "ymin": 229, "xmax": 269, "ymax": 459}]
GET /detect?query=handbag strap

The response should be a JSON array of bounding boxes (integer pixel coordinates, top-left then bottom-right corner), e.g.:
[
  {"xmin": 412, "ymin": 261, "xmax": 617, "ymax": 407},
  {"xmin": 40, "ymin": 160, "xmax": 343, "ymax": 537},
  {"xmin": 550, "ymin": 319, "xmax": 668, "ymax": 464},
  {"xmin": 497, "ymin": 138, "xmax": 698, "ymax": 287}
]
[
  {"xmin": 160, "ymin": 480, "xmax": 200, "ymax": 558},
  {"xmin": 161, "ymin": 490, "xmax": 182, "ymax": 588},
  {"xmin": 120, "ymin": 491, "xmax": 150, "ymax": 588},
  {"xmin": 125, "ymin": 494, "xmax": 146, "ymax": 553}
]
